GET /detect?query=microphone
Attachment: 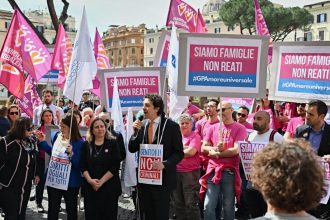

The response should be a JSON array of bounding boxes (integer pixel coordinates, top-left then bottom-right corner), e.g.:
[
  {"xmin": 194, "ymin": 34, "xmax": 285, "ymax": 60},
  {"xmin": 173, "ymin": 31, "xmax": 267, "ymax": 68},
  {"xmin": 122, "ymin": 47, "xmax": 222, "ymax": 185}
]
[{"xmin": 134, "ymin": 114, "xmax": 144, "ymax": 134}]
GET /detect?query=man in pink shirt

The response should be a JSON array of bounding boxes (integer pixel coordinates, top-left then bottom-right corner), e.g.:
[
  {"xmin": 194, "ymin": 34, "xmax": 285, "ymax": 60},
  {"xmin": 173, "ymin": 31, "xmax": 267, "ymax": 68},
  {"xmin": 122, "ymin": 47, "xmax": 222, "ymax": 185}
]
[
  {"xmin": 201, "ymin": 101, "xmax": 247, "ymax": 220},
  {"xmin": 173, "ymin": 114, "xmax": 201, "ymax": 220},
  {"xmin": 284, "ymin": 103, "xmax": 306, "ymax": 141},
  {"xmin": 237, "ymin": 105, "xmax": 253, "ymax": 132},
  {"xmin": 195, "ymin": 100, "xmax": 209, "ymax": 137}
]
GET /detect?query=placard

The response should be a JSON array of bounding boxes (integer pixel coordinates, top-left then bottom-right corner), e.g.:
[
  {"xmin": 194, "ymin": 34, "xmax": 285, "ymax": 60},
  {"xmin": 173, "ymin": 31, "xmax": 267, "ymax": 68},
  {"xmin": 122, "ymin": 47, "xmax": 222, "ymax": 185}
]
[
  {"xmin": 178, "ymin": 33, "xmax": 269, "ymax": 98},
  {"xmin": 269, "ymin": 42, "xmax": 330, "ymax": 104},
  {"xmin": 320, "ymin": 159, "xmax": 330, "ymax": 204},
  {"xmin": 138, "ymin": 144, "xmax": 163, "ymax": 185},
  {"xmin": 238, "ymin": 141, "xmax": 267, "ymax": 180},
  {"xmin": 99, "ymin": 68, "xmax": 166, "ymax": 112}
]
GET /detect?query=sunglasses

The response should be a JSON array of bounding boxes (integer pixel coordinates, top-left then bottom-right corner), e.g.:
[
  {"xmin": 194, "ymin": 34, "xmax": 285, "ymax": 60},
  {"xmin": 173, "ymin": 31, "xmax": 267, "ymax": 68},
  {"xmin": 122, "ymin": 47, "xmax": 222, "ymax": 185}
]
[
  {"xmin": 9, "ymin": 112, "xmax": 19, "ymax": 115},
  {"xmin": 26, "ymin": 126, "xmax": 34, "ymax": 132},
  {"xmin": 237, "ymin": 113, "xmax": 247, "ymax": 117}
]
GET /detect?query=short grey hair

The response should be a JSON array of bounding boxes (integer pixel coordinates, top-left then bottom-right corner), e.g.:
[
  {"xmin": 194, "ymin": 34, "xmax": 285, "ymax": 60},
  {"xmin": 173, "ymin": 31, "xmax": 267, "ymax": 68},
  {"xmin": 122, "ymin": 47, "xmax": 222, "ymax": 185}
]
[{"xmin": 178, "ymin": 113, "xmax": 193, "ymax": 123}]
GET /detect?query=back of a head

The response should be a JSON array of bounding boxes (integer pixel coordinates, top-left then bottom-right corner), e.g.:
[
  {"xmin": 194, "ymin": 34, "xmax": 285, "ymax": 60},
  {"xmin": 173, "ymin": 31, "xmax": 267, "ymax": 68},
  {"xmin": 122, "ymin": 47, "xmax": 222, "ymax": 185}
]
[
  {"xmin": 251, "ymin": 139, "xmax": 324, "ymax": 213},
  {"xmin": 0, "ymin": 105, "xmax": 7, "ymax": 117}
]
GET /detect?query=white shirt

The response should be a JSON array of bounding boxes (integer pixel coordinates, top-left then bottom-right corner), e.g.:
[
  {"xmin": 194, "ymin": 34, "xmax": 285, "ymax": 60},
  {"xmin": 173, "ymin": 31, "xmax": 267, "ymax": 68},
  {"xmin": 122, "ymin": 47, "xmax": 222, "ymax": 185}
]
[
  {"xmin": 248, "ymin": 129, "xmax": 284, "ymax": 143},
  {"xmin": 33, "ymin": 103, "xmax": 64, "ymax": 126},
  {"xmin": 148, "ymin": 116, "xmax": 161, "ymax": 142}
]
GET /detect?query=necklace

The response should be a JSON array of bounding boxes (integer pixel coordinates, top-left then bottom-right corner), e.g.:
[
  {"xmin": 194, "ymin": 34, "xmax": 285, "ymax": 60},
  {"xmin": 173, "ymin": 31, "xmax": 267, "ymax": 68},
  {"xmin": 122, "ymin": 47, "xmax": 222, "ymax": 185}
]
[{"xmin": 94, "ymin": 143, "xmax": 104, "ymax": 157}]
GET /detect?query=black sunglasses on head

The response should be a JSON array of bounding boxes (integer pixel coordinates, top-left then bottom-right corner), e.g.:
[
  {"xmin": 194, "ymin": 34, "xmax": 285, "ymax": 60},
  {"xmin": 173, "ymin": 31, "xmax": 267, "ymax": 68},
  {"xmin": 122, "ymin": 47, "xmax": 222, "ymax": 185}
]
[{"xmin": 237, "ymin": 113, "xmax": 247, "ymax": 118}]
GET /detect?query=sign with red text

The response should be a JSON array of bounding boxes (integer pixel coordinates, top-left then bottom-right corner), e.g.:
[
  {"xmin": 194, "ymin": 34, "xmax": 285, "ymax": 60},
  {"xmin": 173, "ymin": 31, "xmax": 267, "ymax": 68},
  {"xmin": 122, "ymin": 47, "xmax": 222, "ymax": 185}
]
[
  {"xmin": 238, "ymin": 141, "xmax": 267, "ymax": 180},
  {"xmin": 178, "ymin": 33, "xmax": 269, "ymax": 98},
  {"xmin": 320, "ymin": 159, "xmax": 330, "ymax": 204},
  {"xmin": 154, "ymin": 31, "xmax": 171, "ymax": 67},
  {"xmin": 138, "ymin": 144, "xmax": 163, "ymax": 185},
  {"xmin": 99, "ymin": 68, "xmax": 165, "ymax": 111},
  {"xmin": 269, "ymin": 42, "xmax": 330, "ymax": 104}
]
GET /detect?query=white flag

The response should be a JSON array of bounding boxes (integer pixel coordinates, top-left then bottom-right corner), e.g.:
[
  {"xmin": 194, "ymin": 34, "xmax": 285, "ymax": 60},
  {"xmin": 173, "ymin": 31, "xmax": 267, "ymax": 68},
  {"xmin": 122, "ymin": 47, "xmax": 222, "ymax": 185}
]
[
  {"xmin": 111, "ymin": 77, "xmax": 126, "ymax": 139},
  {"xmin": 167, "ymin": 25, "xmax": 189, "ymax": 121},
  {"xmin": 63, "ymin": 7, "xmax": 97, "ymax": 105},
  {"xmin": 124, "ymin": 107, "xmax": 137, "ymax": 187}
]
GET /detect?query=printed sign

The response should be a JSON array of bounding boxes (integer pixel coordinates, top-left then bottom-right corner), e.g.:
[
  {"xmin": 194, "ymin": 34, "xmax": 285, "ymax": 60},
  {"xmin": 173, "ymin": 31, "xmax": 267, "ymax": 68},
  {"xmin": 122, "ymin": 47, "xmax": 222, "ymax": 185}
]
[
  {"xmin": 320, "ymin": 159, "xmax": 330, "ymax": 204},
  {"xmin": 238, "ymin": 141, "xmax": 267, "ymax": 180},
  {"xmin": 154, "ymin": 31, "xmax": 171, "ymax": 67},
  {"xmin": 45, "ymin": 135, "xmax": 71, "ymax": 190},
  {"xmin": 269, "ymin": 42, "xmax": 330, "ymax": 104},
  {"xmin": 178, "ymin": 33, "xmax": 269, "ymax": 98},
  {"xmin": 99, "ymin": 68, "xmax": 166, "ymax": 111},
  {"xmin": 138, "ymin": 144, "xmax": 163, "ymax": 185}
]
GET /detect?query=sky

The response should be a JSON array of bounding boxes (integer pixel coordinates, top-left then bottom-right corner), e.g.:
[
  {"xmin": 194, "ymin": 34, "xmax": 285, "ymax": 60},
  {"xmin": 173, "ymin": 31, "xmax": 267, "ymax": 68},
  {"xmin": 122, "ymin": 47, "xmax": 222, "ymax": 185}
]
[{"xmin": 0, "ymin": 0, "xmax": 322, "ymax": 34}]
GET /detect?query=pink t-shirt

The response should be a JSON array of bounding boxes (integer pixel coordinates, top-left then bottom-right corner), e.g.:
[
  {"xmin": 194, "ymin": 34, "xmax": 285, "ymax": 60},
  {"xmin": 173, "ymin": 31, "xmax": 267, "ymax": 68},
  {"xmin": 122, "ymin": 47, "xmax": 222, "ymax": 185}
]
[
  {"xmin": 242, "ymin": 121, "xmax": 253, "ymax": 130},
  {"xmin": 186, "ymin": 103, "xmax": 201, "ymax": 116},
  {"xmin": 204, "ymin": 122, "xmax": 247, "ymax": 162},
  {"xmin": 195, "ymin": 117, "xmax": 207, "ymax": 137},
  {"xmin": 195, "ymin": 118, "xmax": 220, "ymax": 140},
  {"xmin": 176, "ymin": 132, "xmax": 201, "ymax": 172},
  {"xmin": 286, "ymin": 117, "xmax": 305, "ymax": 137}
]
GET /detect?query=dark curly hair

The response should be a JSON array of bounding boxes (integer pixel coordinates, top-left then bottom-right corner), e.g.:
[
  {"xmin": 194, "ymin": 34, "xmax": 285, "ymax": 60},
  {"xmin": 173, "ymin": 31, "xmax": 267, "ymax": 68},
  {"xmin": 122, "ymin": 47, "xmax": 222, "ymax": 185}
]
[{"xmin": 251, "ymin": 139, "xmax": 324, "ymax": 213}]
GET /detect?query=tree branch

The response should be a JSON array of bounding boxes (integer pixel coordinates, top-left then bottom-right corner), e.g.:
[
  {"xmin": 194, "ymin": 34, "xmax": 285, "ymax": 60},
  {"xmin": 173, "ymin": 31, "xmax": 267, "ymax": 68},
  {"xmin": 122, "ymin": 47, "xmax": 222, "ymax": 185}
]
[
  {"xmin": 47, "ymin": 0, "xmax": 59, "ymax": 33},
  {"xmin": 59, "ymin": 0, "xmax": 69, "ymax": 25}
]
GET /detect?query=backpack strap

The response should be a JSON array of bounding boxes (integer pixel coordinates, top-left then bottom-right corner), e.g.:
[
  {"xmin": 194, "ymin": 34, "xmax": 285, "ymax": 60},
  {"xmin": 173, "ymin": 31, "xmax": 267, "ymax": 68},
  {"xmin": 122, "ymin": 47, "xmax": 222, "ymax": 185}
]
[{"xmin": 269, "ymin": 129, "xmax": 277, "ymax": 142}]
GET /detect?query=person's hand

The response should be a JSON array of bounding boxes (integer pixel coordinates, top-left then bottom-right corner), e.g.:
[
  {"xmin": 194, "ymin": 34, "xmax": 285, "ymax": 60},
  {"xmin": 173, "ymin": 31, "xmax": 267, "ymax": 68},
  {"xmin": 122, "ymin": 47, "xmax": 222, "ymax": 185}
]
[
  {"xmin": 133, "ymin": 120, "xmax": 142, "ymax": 132},
  {"xmin": 83, "ymin": 115, "xmax": 91, "ymax": 124},
  {"xmin": 35, "ymin": 130, "xmax": 46, "ymax": 142},
  {"xmin": 216, "ymin": 142, "xmax": 224, "ymax": 152},
  {"xmin": 88, "ymin": 178, "xmax": 100, "ymax": 191},
  {"xmin": 151, "ymin": 160, "xmax": 165, "ymax": 170},
  {"xmin": 34, "ymin": 176, "xmax": 40, "ymax": 185},
  {"xmin": 192, "ymin": 113, "xmax": 199, "ymax": 120},
  {"xmin": 208, "ymin": 147, "xmax": 220, "ymax": 159},
  {"xmin": 56, "ymin": 110, "xmax": 61, "ymax": 122},
  {"xmin": 323, "ymin": 154, "xmax": 330, "ymax": 163}
]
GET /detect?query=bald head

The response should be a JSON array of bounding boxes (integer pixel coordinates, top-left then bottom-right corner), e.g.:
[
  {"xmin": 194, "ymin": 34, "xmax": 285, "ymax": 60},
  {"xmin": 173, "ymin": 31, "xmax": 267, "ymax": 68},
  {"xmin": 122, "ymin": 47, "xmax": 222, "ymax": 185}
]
[{"xmin": 253, "ymin": 111, "xmax": 270, "ymax": 133}]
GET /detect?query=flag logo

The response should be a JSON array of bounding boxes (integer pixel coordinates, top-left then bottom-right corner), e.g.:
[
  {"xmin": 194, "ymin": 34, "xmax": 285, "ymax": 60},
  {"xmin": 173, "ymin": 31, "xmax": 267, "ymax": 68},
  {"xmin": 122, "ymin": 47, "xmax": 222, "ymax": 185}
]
[{"xmin": 171, "ymin": 54, "xmax": 176, "ymax": 68}]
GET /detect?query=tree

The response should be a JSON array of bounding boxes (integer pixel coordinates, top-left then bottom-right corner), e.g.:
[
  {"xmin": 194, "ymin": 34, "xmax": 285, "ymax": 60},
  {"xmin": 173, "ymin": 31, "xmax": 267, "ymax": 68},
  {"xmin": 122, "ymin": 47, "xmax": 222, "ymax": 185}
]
[
  {"xmin": 219, "ymin": 0, "xmax": 314, "ymax": 41},
  {"xmin": 8, "ymin": 0, "xmax": 70, "ymax": 44}
]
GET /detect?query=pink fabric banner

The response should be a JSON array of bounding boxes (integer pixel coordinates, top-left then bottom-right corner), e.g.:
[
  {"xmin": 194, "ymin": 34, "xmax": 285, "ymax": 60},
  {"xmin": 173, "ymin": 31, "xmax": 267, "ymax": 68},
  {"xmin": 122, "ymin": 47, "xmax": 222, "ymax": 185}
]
[
  {"xmin": 0, "ymin": 10, "xmax": 51, "ymax": 81},
  {"xmin": 254, "ymin": 0, "xmax": 272, "ymax": 64},
  {"xmin": 51, "ymin": 23, "xmax": 73, "ymax": 89},
  {"xmin": 18, "ymin": 75, "xmax": 42, "ymax": 118},
  {"xmin": 166, "ymin": 0, "xmax": 198, "ymax": 32},
  {"xmin": 92, "ymin": 28, "xmax": 111, "ymax": 97},
  {"xmin": 196, "ymin": 9, "xmax": 208, "ymax": 33},
  {"xmin": 0, "ymin": 64, "xmax": 25, "ymax": 99}
]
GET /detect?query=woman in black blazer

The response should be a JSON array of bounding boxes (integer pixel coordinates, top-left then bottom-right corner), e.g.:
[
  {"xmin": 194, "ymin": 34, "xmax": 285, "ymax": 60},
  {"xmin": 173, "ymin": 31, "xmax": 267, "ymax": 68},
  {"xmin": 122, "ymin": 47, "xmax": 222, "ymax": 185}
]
[{"xmin": 80, "ymin": 118, "xmax": 122, "ymax": 220}]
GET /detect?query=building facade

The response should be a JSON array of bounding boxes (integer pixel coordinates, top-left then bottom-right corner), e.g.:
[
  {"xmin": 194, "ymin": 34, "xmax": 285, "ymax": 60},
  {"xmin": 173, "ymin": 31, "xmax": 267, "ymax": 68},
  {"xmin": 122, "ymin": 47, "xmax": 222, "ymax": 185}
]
[{"xmin": 103, "ymin": 24, "xmax": 145, "ymax": 68}]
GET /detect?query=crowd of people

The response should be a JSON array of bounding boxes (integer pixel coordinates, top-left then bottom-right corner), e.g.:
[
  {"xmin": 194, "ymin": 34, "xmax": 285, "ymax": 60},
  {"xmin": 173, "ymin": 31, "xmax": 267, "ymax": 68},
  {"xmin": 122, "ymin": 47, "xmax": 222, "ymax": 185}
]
[{"xmin": 0, "ymin": 90, "xmax": 329, "ymax": 220}]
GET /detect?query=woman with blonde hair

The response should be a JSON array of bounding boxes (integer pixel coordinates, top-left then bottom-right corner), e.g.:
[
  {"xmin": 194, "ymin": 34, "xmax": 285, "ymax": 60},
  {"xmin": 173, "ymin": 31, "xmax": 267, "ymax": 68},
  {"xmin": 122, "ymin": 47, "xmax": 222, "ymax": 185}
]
[{"xmin": 80, "ymin": 118, "xmax": 121, "ymax": 220}]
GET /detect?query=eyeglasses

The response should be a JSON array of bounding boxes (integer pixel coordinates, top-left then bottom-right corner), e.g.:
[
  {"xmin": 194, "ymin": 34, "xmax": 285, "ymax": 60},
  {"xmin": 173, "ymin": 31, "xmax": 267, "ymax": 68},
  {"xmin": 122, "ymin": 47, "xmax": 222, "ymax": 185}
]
[
  {"xmin": 237, "ymin": 113, "xmax": 247, "ymax": 118},
  {"xmin": 26, "ymin": 126, "xmax": 34, "ymax": 132},
  {"xmin": 83, "ymin": 93, "xmax": 90, "ymax": 96},
  {"xmin": 9, "ymin": 112, "xmax": 19, "ymax": 115}
]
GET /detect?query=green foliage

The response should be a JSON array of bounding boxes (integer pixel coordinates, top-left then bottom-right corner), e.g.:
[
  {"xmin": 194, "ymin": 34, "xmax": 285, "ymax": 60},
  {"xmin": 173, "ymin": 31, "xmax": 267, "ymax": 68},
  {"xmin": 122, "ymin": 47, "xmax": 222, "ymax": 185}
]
[{"xmin": 219, "ymin": 0, "xmax": 314, "ymax": 41}]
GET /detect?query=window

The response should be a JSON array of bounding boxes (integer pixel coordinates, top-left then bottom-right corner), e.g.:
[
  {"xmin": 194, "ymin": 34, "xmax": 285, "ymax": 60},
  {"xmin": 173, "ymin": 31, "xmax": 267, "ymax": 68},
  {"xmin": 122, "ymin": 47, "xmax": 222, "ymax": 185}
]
[
  {"xmin": 150, "ymin": 48, "xmax": 153, "ymax": 55},
  {"xmin": 131, "ymin": 39, "xmax": 136, "ymax": 44},
  {"xmin": 5, "ymin": 21, "xmax": 10, "ymax": 29},
  {"xmin": 227, "ymin": 26, "xmax": 234, "ymax": 32},
  {"xmin": 149, "ymin": 38, "xmax": 154, "ymax": 43},
  {"xmin": 119, "ymin": 50, "xmax": 122, "ymax": 56},
  {"xmin": 317, "ymin": 13, "xmax": 327, "ymax": 23},
  {"xmin": 149, "ymin": 61, "xmax": 154, "ymax": 67},
  {"xmin": 214, "ymin": 28, "xmax": 221, "ymax": 34},
  {"xmin": 304, "ymin": 32, "xmax": 313, "ymax": 41},
  {"xmin": 36, "ymin": 26, "xmax": 44, "ymax": 34},
  {"xmin": 132, "ymin": 48, "xmax": 135, "ymax": 54},
  {"xmin": 319, "ymin": 30, "xmax": 325, "ymax": 41},
  {"xmin": 131, "ymin": 58, "xmax": 136, "ymax": 65}
]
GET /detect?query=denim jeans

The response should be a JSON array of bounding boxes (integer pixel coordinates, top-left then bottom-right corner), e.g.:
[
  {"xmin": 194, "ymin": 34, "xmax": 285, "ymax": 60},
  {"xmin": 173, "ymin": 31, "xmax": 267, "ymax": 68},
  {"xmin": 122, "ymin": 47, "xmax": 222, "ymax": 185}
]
[{"xmin": 204, "ymin": 170, "xmax": 235, "ymax": 220}]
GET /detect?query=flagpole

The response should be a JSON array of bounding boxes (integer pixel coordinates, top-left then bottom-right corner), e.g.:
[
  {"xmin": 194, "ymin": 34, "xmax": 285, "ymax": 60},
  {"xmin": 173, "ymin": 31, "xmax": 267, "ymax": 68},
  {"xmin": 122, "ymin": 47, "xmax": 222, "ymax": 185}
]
[
  {"xmin": 218, "ymin": 97, "xmax": 223, "ymax": 151},
  {"xmin": 68, "ymin": 69, "xmax": 79, "ymax": 143}
]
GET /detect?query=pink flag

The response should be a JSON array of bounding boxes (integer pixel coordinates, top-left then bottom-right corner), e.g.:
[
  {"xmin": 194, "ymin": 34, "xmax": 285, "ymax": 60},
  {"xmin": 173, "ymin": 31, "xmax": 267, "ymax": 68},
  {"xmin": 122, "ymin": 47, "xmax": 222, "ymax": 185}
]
[
  {"xmin": 0, "ymin": 64, "xmax": 25, "ymax": 99},
  {"xmin": 166, "ymin": 0, "xmax": 198, "ymax": 32},
  {"xmin": 51, "ymin": 23, "xmax": 73, "ymax": 89},
  {"xmin": 254, "ymin": 0, "xmax": 272, "ymax": 63},
  {"xmin": 0, "ymin": 10, "xmax": 51, "ymax": 81},
  {"xmin": 18, "ymin": 75, "xmax": 42, "ymax": 118},
  {"xmin": 196, "ymin": 9, "xmax": 208, "ymax": 33},
  {"xmin": 92, "ymin": 28, "xmax": 111, "ymax": 97}
]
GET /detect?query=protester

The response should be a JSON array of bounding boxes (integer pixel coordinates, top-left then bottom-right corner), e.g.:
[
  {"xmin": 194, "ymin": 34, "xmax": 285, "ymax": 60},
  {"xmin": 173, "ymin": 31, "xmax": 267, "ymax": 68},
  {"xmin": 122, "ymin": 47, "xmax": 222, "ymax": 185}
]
[
  {"xmin": 68, "ymin": 109, "xmax": 83, "ymax": 126},
  {"xmin": 237, "ymin": 105, "xmax": 253, "ymax": 131},
  {"xmin": 185, "ymin": 97, "xmax": 205, "ymax": 121},
  {"xmin": 173, "ymin": 114, "xmax": 201, "ymax": 220},
  {"xmin": 5, "ymin": 95, "xmax": 17, "ymax": 107},
  {"xmin": 63, "ymin": 100, "xmax": 79, "ymax": 114},
  {"xmin": 284, "ymin": 103, "xmax": 306, "ymax": 141},
  {"xmin": 129, "ymin": 94, "xmax": 184, "ymax": 220},
  {"xmin": 246, "ymin": 111, "xmax": 284, "ymax": 218},
  {"xmin": 33, "ymin": 89, "xmax": 64, "ymax": 125},
  {"xmin": 295, "ymin": 99, "xmax": 330, "ymax": 218},
  {"xmin": 7, "ymin": 104, "xmax": 21, "ymax": 128},
  {"xmin": 56, "ymin": 97, "xmax": 65, "ymax": 108},
  {"xmin": 34, "ymin": 109, "xmax": 55, "ymax": 213},
  {"xmin": 79, "ymin": 91, "xmax": 96, "ymax": 111},
  {"xmin": 0, "ymin": 117, "xmax": 40, "ymax": 219},
  {"xmin": 80, "ymin": 118, "xmax": 121, "ymax": 220},
  {"xmin": 0, "ymin": 106, "xmax": 10, "ymax": 137},
  {"xmin": 82, "ymin": 107, "xmax": 95, "ymax": 128},
  {"xmin": 201, "ymin": 101, "xmax": 247, "ymax": 220},
  {"xmin": 278, "ymin": 102, "xmax": 298, "ymax": 134},
  {"xmin": 251, "ymin": 140, "xmax": 323, "ymax": 220},
  {"xmin": 36, "ymin": 114, "xmax": 84, "ymax": 220},
  {"xmin": 255, "ymin": 91, "xmax": 279, "ymax": 131}
]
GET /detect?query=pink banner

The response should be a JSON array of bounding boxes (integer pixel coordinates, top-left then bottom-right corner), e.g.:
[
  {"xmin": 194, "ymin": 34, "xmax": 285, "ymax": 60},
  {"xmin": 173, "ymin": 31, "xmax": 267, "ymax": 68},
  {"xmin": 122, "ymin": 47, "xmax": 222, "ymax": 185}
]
[
  {"xmin": 222, "ymin": 97, "xmax": 254, "ymax": 111},
  {"xmin": 0, "ymin": 10, "xmax": 51, "ymax": 81},
  {"xmin": 51, "ymin": 23, "xmax": 73, "ymax": 89},
  {"xmin": 196, "ymin": 9, "xmax": 208, "ymax": 33},
  {"xmin": 166, "ymin": 0, "xmax": 198, "ymax": 32},
  {"xmin": 254, "ymin": 0, "xmax": 272, "ymax": 64},
  {"xmin": 92, "ymin": 28, "xmax": 111, "ymax": 97},
  {"xmin": 0, "ymin": 64, "xmax": 25, "ymax": 99}
]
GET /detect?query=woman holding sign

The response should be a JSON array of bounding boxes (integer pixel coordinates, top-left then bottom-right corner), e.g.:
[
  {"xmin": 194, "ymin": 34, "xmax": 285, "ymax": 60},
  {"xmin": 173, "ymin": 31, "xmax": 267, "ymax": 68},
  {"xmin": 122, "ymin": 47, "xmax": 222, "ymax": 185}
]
[
  {"xmin": 0, "ymin": 117, "xmax": 40, "ymax": 219},
  {"xmin": 80, "ymin": 118, "xmax": 121, "ymax": 220},
  {"xmin": 36, "ymin": 113, "xmax": 84, "ymax": 220}
]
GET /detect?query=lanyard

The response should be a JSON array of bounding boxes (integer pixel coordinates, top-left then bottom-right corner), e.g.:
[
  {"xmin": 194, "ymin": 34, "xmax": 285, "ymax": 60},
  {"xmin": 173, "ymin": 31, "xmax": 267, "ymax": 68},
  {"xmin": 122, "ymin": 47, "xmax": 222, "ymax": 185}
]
[{"xmin": 143, "ymin": 118, "xmax": 168, "ymax": 145}]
